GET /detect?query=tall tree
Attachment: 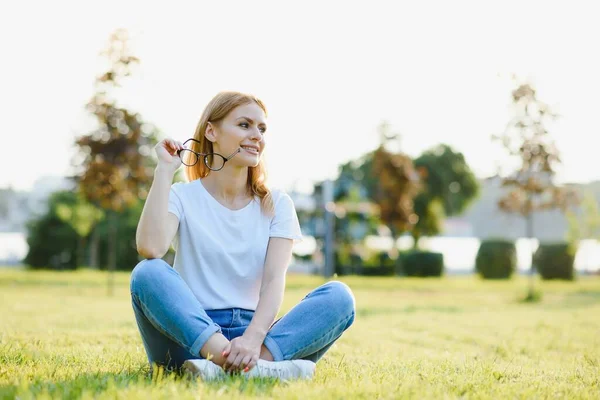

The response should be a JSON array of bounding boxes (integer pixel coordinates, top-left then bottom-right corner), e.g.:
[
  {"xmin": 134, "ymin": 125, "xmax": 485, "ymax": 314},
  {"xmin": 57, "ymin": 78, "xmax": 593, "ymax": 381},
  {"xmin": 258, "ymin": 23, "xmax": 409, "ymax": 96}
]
[
  {"xmin": 74, "ymin": 29, "xmax": 159, "ymax": 294},
  {"xmin": 411, "ymin": 144, "xmax": 479, "ymax": 247},
  {"xmin": 329, "ymin": 123, "xmax": 420, "ymax": 267},
  {"xmin": 55, "ymin": 193, "xmax": 104, "ymax": 268},
  {"xmin": 494, "ymin": 80, "xmax": 578, "ymax": 300},
  {"xmin": 371, "ymin": 144, "xmax": 420, "ymax": 240},
  {"xmin": 370, "ymin": 125, "xmax": 421, "ymax": 262}
]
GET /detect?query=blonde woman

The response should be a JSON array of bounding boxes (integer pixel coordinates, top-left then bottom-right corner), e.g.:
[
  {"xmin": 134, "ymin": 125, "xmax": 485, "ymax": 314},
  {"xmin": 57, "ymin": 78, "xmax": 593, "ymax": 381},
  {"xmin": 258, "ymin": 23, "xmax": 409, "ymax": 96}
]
[{"xmin": 131, "ymin": 92, "xmax": 355, "ymax": 381}]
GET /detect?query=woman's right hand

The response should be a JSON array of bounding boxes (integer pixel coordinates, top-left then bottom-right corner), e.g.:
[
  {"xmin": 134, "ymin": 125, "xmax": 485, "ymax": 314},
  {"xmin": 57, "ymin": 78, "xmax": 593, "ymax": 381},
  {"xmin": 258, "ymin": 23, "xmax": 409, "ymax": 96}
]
[{"xmin": 155, "ymin": 139, "xmax": 184, "ymax": 173}]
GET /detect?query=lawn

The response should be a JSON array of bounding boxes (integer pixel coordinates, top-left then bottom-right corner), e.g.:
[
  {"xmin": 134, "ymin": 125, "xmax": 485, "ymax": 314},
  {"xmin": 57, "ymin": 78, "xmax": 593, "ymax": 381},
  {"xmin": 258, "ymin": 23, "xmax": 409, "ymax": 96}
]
[{"xmin": 1, "ymin": 268, "xmax": 599, "ymax": 399}]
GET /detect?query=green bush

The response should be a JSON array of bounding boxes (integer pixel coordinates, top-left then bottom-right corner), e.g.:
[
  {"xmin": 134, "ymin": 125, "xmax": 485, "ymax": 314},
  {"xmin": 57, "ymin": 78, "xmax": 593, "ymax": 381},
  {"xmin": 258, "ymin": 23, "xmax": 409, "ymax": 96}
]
[
  {"xmin": 360, "ymin": 252, "xmax": 395, "ymax": 276},
  {"xmin": 361, "ymin": 265, "xmax": 395, "ymax": 276},
  {"xmin": 534, "ymin": 243, "xmax": 576, "ymax": 280},
  {"xmin": 401, "ymin": 251, "xmax": 444, "ymax": 277},
  {"xmin": 24, "ymin": 190, "xmax": 147, "ymax": 271},
  {"xmin": 334, "ymin": 250, "xmax": 396, "ymax": 276},
  {"xmin": 24, "ymin": 192, "xmax": 79, "ymax": 270},
  {"xmin": 475, "ymin": 240, "xmax": 517, "ymax": 279}
]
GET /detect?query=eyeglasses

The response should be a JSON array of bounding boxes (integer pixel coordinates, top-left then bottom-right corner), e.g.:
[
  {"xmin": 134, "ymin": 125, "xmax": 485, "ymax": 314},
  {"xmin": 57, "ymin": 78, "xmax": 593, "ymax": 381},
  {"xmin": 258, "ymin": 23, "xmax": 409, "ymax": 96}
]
[{"xmin": 176, "ymin": 138, "xmax": 241, "ymax": 171}]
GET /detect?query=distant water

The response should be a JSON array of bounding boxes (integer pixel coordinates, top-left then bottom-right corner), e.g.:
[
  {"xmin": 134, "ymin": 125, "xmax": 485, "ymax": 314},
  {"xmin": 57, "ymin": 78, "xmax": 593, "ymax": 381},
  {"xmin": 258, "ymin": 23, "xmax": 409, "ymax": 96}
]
[
  {"xmin": 2, "ymin": 232, "xmax": 599, "ymax": 273},
  {"xmin": 0, "ymin": 233, "xmax": 28, "ymax": 265}
]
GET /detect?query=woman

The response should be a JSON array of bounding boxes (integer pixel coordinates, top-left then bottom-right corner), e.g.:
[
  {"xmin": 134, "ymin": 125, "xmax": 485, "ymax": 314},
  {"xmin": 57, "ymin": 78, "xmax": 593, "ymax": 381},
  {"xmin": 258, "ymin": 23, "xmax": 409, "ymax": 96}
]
[{"xmin": 130, "ymin": 91, "xmax": 355, "ymax": 381}]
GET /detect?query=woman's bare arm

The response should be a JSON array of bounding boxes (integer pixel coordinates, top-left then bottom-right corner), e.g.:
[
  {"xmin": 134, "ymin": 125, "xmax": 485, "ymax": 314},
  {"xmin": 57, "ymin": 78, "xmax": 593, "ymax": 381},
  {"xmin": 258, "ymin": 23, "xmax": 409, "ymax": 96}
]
[{"xmin": 136, "ymin": 139, "xmax": 183, "ymax": 259}]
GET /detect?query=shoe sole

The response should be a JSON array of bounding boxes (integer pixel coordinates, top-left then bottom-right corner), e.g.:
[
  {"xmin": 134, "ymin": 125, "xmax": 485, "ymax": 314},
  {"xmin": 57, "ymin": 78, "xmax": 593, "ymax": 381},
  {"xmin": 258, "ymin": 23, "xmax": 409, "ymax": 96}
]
[{"xmin": 184, "ymin": 359, "xmax": 315, "ymax": 381}]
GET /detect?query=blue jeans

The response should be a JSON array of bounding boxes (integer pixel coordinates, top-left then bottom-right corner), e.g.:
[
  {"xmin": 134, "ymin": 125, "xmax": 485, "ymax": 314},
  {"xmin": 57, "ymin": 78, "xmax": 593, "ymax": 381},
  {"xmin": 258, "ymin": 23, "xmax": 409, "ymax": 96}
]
[{"xmin": 130, "ymin": 259, "xmax": 356, "ymax": 370}]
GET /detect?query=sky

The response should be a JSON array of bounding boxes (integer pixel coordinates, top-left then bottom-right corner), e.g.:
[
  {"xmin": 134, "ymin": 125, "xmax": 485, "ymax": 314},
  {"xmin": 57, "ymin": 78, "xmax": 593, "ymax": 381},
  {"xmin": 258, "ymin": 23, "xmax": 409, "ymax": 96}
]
[{"xmin": 1, "ymin": 0, "xmax": 599, "ymax": 193}]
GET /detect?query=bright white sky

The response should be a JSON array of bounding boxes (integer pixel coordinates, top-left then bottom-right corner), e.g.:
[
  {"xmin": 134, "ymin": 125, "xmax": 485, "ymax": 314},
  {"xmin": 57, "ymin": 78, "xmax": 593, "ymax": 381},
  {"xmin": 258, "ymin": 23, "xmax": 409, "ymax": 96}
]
[{"xmin": 1, "ymin": 0, "xmax": 598, "ymax": 193}]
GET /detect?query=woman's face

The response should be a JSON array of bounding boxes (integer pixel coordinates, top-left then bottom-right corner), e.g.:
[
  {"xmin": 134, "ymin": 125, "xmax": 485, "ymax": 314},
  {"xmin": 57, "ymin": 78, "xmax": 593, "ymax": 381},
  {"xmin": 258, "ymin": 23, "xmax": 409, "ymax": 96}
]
[{"xmin": 207, "ymin": 102, "xmax": 267, "ymax": 168}]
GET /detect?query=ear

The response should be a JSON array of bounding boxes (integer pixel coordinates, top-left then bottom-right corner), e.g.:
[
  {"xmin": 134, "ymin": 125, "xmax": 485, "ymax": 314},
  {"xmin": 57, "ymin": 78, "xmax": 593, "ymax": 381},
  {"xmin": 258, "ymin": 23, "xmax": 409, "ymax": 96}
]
[{"xmin": 205, "ymin": 122, "xmax": 218, "ymax": 143}]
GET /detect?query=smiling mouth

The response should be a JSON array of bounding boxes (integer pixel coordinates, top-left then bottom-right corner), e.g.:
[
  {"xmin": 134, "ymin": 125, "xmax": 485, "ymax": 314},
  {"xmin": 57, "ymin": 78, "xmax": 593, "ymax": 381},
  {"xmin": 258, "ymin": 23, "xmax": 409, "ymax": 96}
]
[{"xmin": 241, "ymin": 146, "xmax": 259, "ymax": 154}]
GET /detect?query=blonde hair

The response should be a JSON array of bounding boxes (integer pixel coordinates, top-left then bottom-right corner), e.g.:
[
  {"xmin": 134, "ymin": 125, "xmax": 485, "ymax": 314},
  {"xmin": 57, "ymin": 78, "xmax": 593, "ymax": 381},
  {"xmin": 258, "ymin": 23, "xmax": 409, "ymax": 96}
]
[{"xmin": 184, "ymin": 91, "xmax": 273, "ymax": 214}]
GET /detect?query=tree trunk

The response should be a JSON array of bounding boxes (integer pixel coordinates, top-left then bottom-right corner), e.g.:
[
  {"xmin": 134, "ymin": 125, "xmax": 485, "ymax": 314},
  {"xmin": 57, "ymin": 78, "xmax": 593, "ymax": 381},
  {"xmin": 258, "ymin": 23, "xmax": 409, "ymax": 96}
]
[
  {"xmin": 89, "ymin": 228, "xmax": 99, "ymax": 269},
  {"xmin": 76, "ymin": 236, "xmax": 86, "ymax": 268},
  {"xmin": 389, "ymin": 226, "xmax": 402, "ymax": 276},
  {"xmin": 526, "ymin": 208, "xmax": 535, "ymax": 299},
  {"xmin": 412, "ymin": 231, "xmax": 421, "ymax": 250},
  {"xmin": 107, "ymin": 211, "xmax": 118, "ymax": 296}
]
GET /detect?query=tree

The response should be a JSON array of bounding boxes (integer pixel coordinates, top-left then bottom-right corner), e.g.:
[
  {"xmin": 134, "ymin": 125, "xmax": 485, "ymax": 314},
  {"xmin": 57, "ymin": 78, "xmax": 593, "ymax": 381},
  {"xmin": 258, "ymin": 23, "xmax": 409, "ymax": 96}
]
[
  {"xmin": 24, "ymin": 191, "xmax": 80, "ymax": 270},
  {"xmin": 74, "ymin": 29, "xmax": 160, "ymax": 293},
  {"xmin": 370, "ymin": 127, "xmax": 421, "ymax": 264},
  {"xmin": 411, "ymin": 144, "xmax": 479, "ymax": 247},
  {"xmin": 55, "ymin": 193, "xmax": 104, "ymax": 268},
  {"xmin": 326, "ymin": 122, "xmax": 420, "ymax": 264},
  {"xmin": 494, "ymin": 80, "xmax": 578, "ymax": 300},
  {"xmin": 312, "ymin": 153, "xmax": 381, "ymax": 275},
  {"xmin": 92, "ymin": 198, "xmax": 155, "ymax": 271},
  {"xmin": 371, "ymin": 144, "xmax": 420, "ymax": 240},
  {"xmin": 411, "ymin": 195, "xmax": 445, "ymax": 247},
  {"xmin": 313, "ymin": 123, "xmax": 420, "ymax": 274}
]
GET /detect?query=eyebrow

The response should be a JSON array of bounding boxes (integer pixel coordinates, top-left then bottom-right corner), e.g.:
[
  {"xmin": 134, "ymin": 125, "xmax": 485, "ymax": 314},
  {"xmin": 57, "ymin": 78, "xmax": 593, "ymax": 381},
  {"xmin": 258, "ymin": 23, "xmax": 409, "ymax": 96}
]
[{"xmin": 237, "ymin": 116, "xmax": 266, "ymax": 126}]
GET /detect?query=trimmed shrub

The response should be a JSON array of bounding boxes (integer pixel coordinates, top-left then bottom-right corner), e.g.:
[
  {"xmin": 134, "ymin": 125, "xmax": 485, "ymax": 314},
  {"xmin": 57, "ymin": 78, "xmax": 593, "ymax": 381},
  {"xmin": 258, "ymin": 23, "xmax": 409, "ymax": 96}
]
[
  {"xmin": 401, "ymin": 251, "xmax": 444, "ymax": 277},
  {"xmin": 475, "ymin": 240, "xmax": 517, "ymax": 279},
  {"xmin": 361, "ymin": 252, "xmax": 395, "ymax": 276},
  {"xmin": 534, "ymin": 242, "xmax": 576, "ymax": 280},
  {"xmin": 24, "ymin": 191, "xmax": 79, "ymax": 270},
  {"xmin": 361, "ymin": 265, "xmax": 395, "ymax": 276}
]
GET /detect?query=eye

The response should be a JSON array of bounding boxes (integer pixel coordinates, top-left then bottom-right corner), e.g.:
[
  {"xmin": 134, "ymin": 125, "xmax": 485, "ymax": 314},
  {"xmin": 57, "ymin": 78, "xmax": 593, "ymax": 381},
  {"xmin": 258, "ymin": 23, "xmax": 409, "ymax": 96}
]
[
  {"xmin": 239, "ymin": 122, "xmax": 249, "ymax": 128},
  {"xmin": 259, "ymin": 127, "xmax": 267, "ymax": 134}
]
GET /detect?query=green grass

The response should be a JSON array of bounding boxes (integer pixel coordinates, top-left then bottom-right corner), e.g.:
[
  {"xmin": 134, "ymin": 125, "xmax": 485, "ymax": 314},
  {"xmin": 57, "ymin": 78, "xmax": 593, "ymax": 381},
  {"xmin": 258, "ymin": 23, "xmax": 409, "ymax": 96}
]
[{"xmin": 1, "ymin": 269, "xmax": 599, "ymax": 399}]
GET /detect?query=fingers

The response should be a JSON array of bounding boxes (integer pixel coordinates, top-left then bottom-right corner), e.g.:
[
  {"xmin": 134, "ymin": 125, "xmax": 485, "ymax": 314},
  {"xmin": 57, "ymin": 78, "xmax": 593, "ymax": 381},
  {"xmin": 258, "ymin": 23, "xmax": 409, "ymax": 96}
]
[
  {"xmin": 223, "ymin": 353, "xmax": 236, "ymax": 372},
  {"xmin": 224, "ymin": 351, "xmax": 241, "ymax": 372},
  {"xmin": 164, "ymin": 139, "xmax": 184, "ymax": 155},
  {"xmin": 241, "ymin": 355, "xmax": 253, "ymax": 372},
  {"xmin": 221, "ymin": 344, "xmax": 233, "ymax": 371},
  {"xmin": 174, "ymin": 140, "xmax": 185, "ymax": 158},
  {"xmin": 229, "ymin": 353, "xmax": 245, "ymax": 372},
  {"xmin": 222, "ymin": 343, "xmax": 231, "ymax": 358}
]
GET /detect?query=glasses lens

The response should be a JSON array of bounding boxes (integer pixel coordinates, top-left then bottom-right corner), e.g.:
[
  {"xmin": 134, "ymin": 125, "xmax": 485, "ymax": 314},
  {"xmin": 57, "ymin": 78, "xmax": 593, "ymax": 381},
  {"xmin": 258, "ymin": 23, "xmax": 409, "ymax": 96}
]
[
  {"xmin": 179, "ymin": 149, "xmax": 198, "ymax": 166},
  {"xmin": 204, "ymin": 154, "xmax": 226, "ymax": 171}
]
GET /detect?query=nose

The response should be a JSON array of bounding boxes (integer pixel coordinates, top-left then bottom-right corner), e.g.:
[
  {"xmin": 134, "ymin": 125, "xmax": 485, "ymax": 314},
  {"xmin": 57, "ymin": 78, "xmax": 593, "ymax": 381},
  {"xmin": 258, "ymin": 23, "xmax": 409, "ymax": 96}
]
[{"xmin": 250, "ymin": 128, "xmax": 262, "ymax": 141}]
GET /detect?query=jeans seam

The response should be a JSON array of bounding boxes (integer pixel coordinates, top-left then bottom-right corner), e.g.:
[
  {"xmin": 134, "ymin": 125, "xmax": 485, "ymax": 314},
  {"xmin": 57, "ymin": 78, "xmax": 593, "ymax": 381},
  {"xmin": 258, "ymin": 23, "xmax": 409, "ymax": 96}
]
[
  {"xmin": 283, "ymin": 310, "xmax": 355, "ymax": 360},
  {"xmin": 132, "ymin": 293, "xmax": 180, "ymax": 345},
  {"xmin": 229, "ymin": 309, "xmax": 237, "ymax": 329}
]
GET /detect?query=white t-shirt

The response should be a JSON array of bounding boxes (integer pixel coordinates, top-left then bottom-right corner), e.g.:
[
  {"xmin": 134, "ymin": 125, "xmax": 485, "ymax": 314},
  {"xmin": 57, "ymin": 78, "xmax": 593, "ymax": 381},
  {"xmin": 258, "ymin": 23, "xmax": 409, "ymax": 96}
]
[{"xmin": 167, "ymin": 179, "xmax": 303, "ymax": 311}]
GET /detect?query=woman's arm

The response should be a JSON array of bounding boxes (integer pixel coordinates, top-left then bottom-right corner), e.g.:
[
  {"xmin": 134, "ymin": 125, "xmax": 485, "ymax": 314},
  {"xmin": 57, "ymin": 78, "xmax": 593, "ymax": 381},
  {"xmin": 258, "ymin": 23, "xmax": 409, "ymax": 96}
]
[
  {"xmin": 221, "ymin": 237, "xmax": 293, "ymax": 372},
  {"xmin": 136, "ymin": 139, "xmax": 183, "ymax": 259},
  {"xmin": 245, "ymin": 237, "xmax": 293, "ymax": 341}
]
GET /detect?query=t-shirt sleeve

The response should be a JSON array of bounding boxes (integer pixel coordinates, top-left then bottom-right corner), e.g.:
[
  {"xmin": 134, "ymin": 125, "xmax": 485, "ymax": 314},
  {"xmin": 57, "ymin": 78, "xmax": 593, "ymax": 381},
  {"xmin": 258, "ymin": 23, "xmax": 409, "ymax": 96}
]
[
  {"xmin": 167, "ymin": 184, "xmax": 184, "ymax": 222},
  {"xmin": 270, "ymin": 192, "xmax": 303, "ymax": 243}
]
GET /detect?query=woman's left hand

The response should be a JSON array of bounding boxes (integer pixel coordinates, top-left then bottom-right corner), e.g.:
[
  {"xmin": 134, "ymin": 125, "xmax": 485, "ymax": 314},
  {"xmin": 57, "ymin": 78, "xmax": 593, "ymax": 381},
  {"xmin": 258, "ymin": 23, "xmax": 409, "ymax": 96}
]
[{"xmin": 222, "ymin": 336, "xmax": 261, "ymax": 373}]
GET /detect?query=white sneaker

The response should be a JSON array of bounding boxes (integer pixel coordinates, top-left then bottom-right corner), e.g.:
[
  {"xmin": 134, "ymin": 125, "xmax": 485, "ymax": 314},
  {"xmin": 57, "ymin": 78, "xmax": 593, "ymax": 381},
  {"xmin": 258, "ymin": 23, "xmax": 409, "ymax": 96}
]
[
  {"xmin": 182, "ymin": 359, "xmax": 226, "ymax": 381},
  {"xmin": 243, "ymin": 359, "xmax": 316, "ymax": 381}
]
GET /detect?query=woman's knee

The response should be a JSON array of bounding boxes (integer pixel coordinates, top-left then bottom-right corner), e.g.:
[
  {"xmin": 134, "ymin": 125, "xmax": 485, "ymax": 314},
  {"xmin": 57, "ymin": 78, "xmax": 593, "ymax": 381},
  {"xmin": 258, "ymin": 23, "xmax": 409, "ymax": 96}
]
[
  {"xmin": 322, "ymin": 281, "xmax": 356, "ymax": 319},
  {"xmin": 130, "ymin": 258, "xmax": 171, "ymax": 294}
]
